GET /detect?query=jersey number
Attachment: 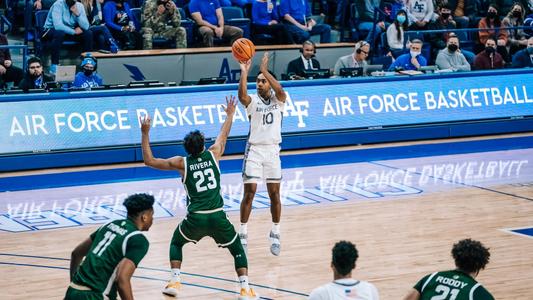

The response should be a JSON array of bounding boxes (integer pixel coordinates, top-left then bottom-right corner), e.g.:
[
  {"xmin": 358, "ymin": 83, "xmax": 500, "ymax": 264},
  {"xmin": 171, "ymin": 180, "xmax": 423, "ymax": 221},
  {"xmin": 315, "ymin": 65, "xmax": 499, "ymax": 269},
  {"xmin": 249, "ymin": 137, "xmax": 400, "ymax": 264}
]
[
  {"xmin": 193, "ymin": 169, "xmax": 217, "ymax": 192},
  {"xmin": 431, "ymin": 285, "xmax": 460, "ymax": 300},
  {"xmin": 92, "ymin": 231, "xmax": 117, "ymax": 257},
  {"xmin": 262, "ymin": 112, "xmax": 273, "ymax": 125}
]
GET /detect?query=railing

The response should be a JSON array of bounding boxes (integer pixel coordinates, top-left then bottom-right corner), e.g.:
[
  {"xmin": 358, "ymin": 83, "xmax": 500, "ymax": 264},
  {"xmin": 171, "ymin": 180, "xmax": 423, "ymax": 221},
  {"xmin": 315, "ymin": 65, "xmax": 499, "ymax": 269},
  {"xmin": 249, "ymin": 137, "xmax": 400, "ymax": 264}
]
[{"xmin": 0, "ymin": 44, "xmax": 29, "ymax": 71}]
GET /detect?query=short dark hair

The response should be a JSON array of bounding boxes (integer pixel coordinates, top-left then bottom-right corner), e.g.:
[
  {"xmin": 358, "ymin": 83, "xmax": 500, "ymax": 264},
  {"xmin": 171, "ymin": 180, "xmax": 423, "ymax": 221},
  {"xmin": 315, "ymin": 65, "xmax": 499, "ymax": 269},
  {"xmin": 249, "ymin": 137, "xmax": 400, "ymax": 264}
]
[
  {"xmin": 332, "ymin": 241, "xmax": 358, "ymax": 276},
  {"xmin": 123, "ymin": 193, "xmax": 155, "ymax": 218},
  {"xmin": 66, "ymin": 0, "xmax": 77, "ymax": 7},
  {"xmin": 439, "ymin": 3, "xmax": 451, "ymax": 10},
  {"xmin": 184, "ymin": 130, "xmax": 205, "ymax": 157},
  {"xmin": 486, "ymin": 35, "xmax": 496, "ymax": 43},
  {"xmin": 452, "ymin": 239, "xmax": 490, "ymax": 274},
  {"xmin": 27, "ymin": 56, "xmax": 42, "ymax": 67},
  {"xmin": 257, "ymin": 70, "xmax": 277, "ymax": 79}
]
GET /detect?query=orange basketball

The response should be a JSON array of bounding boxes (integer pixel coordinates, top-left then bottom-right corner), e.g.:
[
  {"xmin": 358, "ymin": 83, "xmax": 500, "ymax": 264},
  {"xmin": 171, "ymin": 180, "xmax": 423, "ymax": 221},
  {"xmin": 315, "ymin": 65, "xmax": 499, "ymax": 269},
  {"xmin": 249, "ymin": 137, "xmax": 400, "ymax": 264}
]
[{"xmin": 232, "ymin": 38, "xmax": 255, "ymax": 62}]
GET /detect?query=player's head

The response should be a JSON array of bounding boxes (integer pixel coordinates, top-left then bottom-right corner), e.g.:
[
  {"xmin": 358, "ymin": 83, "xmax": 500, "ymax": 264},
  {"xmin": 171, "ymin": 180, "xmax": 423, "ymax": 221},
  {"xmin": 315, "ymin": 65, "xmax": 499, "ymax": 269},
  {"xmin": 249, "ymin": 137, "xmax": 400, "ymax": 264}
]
[
  {"xmin": 184, "ymin": 130, "xmax": 205, "ymax": 157},
  {"xmin": 123, "ymin": 193, "xmax": 155, "ymax": 231},
  {"xmin": 331, "ymin": 240, "xmax": 359, "ymax": 277},
  {"xmin": 452, "ymin": 239, "xmax": 490, "ymax": 276},
  {"xmin": 256, "ymin": 70, "xmax": 276, "ymax": 97}
]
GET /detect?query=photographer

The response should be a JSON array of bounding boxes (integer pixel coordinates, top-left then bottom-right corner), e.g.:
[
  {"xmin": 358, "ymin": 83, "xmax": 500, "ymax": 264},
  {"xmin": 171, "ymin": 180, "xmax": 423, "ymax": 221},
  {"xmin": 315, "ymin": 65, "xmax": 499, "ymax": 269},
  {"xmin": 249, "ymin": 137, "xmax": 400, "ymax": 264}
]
[{"xmin": 142, "ymin": 0, "xmax": 187, "ymax": 49}]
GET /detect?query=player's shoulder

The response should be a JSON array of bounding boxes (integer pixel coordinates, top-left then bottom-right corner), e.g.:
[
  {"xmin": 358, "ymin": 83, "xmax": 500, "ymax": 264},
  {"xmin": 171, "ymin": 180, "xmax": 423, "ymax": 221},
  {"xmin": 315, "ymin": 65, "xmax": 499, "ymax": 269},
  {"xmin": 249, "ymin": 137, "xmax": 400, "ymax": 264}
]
[{"xmin": 308, "ymin": 283, "xmax": 329, "ymax": 300}]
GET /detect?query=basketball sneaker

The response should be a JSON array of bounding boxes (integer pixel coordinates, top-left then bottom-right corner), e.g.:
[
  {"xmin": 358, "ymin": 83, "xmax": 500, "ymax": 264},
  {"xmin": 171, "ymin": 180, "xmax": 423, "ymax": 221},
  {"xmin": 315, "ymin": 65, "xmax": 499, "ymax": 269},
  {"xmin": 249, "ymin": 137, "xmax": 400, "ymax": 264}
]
[
  {"xmin": 269, "ymin": 231, "xmax": 280, "ymax": 256},
  {"xmin": 239, "ymin": 287, "xmax": 259, "ymax": 300},
  {"xmin": 239, "ymin": 233, "xmax": 248, "ymax": 253},
  {"xmin": 162, "ymin": 281, "xmax": 181, "ymax": 297}
]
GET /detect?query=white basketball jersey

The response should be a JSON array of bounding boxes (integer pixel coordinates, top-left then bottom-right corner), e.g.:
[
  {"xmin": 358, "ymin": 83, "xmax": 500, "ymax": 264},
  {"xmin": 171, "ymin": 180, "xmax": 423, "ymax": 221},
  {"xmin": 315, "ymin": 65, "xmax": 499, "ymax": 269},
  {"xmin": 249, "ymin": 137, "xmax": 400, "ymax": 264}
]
[
  {"xmin": 246, "ymin": 92, "xmax": 284, "ymax": 145},
  {"xmin": 308, "ymin": 279, "xmax": 379, "ymax": 300}
]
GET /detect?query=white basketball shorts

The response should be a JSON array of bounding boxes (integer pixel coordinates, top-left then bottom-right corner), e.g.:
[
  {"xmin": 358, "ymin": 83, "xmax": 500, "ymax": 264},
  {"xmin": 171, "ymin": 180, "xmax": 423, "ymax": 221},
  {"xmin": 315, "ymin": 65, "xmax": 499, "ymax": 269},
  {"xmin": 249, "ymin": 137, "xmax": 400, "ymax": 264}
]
[{"xmin": 242, "ymin": 144, "xmax": 282, "ymax": 184}]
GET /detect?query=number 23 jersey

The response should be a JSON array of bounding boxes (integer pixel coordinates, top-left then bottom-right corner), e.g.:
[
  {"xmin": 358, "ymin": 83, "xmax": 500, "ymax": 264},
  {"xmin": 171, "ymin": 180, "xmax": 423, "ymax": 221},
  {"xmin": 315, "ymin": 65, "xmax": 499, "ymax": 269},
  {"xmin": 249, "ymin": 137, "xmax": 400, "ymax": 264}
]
[{"xmin": 246, "ymin": 93, "xmax": 284, "ymax": 145}]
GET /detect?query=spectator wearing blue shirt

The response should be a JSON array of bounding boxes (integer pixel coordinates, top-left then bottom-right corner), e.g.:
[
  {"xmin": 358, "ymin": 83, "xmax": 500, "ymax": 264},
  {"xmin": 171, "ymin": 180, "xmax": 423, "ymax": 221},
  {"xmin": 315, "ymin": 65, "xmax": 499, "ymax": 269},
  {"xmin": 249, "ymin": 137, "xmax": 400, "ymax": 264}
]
[
  {"xmin": 512, "ymin": 37, "xmax": 533, "ymax": 68},
  {"xmin": 73, "ymin": 54, "xmax": 103, "ymax": 88},
  {"xmin": 189, "ymin": 0, "xmax": 243, "ymax": 47},
  {"xmin": 103, "ymin": 0, "xmax": 142, "ymax": 50},
  {"xmin": 279, "ymin": 0, "xmax": 331, "ymax": 44},
  {"xmin": 42, "ymin": 0, "xmax": 94, "ymax": 74},
  {"xmin": 251, "ymin": 0, "xmax": 293, "ymax": 44},
  {"xmin": 388, "ymin": 39, "xmax": 428, "ymax": 71}
]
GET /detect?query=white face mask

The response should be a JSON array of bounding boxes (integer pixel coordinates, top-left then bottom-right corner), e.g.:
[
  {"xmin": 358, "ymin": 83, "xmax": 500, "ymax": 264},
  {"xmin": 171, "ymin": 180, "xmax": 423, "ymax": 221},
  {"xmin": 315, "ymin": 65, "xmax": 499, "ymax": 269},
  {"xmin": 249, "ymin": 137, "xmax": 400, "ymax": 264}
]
[{"xmin": 410, "ymin": 51, "xmax": 421, "ymax": 58}]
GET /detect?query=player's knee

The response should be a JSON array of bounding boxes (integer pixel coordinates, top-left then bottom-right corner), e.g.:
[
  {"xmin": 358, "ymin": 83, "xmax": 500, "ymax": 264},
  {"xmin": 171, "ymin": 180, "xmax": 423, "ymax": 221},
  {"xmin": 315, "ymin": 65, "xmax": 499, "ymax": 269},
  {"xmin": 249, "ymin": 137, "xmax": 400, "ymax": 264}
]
[{"xmin": 228, "ymin": 239, "xmax": 248, "ymax": 269}]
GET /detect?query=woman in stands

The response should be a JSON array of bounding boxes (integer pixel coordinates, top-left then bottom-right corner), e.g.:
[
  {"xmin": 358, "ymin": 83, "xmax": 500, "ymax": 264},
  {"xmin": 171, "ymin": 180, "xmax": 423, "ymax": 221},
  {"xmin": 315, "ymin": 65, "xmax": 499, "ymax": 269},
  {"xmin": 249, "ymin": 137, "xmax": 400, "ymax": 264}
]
[
  {"xmin": 477, "ymin": 4, "xmax": 510, "ymax": 61},
  {"xmin": 502, "ymin": 2, "xmax": 529, "ymax": 55},
  {"xmin": 386, "ymin": 9, "xmax": 408, "ymax": 58},
  {"xmin": 81, "ymin": 0, "xmax": 119, "ymax": 52}
]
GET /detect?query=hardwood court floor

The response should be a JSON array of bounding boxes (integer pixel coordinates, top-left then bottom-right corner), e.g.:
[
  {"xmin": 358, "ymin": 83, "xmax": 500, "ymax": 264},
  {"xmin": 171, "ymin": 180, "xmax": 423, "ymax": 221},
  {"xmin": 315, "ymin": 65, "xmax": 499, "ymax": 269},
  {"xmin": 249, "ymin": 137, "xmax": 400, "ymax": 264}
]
[{"xmin": 0, "ymin": 136, "xmax": 532, "ymax": 299}]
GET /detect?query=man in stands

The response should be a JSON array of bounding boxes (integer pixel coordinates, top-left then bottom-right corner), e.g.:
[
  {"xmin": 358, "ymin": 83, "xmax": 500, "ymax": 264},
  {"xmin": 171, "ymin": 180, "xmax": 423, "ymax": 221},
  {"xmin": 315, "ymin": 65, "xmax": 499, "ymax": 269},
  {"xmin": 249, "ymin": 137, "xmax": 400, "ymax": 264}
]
[
  {"xmin": 0, "ymin": 33, "xmax": 24, "ymax": 89},
  {"xmin": 334, "ymin": 40, "xmax": 370, "ymax": 76},
  {"xmin": 42, "ymin": 0, "xmax": 94, "ymax": 74},
  {"xmin": 142, "ymin": 0, "xmax": 187, "ymax": 49},
  {"xmin": 287, "ymin": 40, "xmax": 322, "ymax": 79},
  {"xmin": 388, "ymin": 39, "xmax": 427, "ymax": 71},
  {"xmin": 188, "ymin": 0, "xmax": 243, "ymax": 47},
  {"xmin": 309, "ymin": 241, "xmax": 379, "ymax": 300},
  {"xmin": 473, "ymin": 37, "xmax": 505, "ymax": 70},
  {"xmin": 279, "ymin": 0, "xmax": 331, "ymax": 44},
  {"xmin": 511, "ymin": 36, "xmax": 533, "ymax": 68},
  {"xmin": 18, "ymin": 56, "xmax": 54, "ymax": 92},
  {"xmin": 435, "ymin": 35, "xmax": 471, "ymax": 71}
]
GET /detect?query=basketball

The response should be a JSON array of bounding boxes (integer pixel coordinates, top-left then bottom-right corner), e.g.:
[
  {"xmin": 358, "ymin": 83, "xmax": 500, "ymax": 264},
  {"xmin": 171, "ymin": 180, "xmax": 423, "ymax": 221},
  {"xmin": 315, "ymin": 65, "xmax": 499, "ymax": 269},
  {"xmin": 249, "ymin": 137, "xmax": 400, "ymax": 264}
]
[{"xmin": 232, "ymin": 38, "xmax": 255, "ymax": 62}]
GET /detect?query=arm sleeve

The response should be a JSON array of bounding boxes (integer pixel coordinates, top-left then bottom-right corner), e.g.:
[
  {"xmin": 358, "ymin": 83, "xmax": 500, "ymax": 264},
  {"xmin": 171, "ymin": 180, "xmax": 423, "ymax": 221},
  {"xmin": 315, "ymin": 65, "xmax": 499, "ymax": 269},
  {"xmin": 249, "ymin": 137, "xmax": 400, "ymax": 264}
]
[
  {"xmin": 76, "ymin": 3, "xmax": 90, "ymax": 30},
  {"xmin": 419, "ymin": 55, "xmax": 427, "ymax": 67},
  {"xmin": 279, "ymin": 1, "xmax": 289, "ymax": 18},
  {"xmin": 124, "ymin": 234, "xmax": 149, "ymax": 266},
  {"xmin": 189, "ymin": 0, "xmax": 200, "ymax": 13},
  {"xmin": 73, "ymin": 73, "xmax": 84, "ymax": 87},
  {"xmin": 457, "ymin": 54, "xmax": 471, "ymax": 71},
  {"xmin": 435, "ymin": 53, "xmax": 451, "ymax": 70},
  {"xmin": 423, "ymin": 0, "xmax": 433, "ymax": 22},
  {"xmin": 334, "ymin": 57, "xmax": 343, "ymax": 75},
  {"xmin": 103, "ymin": 3, "xmax": 122, "ymax": 31},
  {"xmin": 51, "ymin": 5, "xmax": 76, "ymax": 34}
]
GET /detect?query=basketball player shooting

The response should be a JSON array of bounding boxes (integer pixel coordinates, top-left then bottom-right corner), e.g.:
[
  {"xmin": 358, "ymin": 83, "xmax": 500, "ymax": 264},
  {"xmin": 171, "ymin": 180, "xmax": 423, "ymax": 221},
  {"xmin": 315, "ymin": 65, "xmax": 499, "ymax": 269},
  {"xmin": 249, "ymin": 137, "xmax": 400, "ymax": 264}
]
[{"xmin": 238, "ymin": 52, "xmax": 287, "ymax": 256}]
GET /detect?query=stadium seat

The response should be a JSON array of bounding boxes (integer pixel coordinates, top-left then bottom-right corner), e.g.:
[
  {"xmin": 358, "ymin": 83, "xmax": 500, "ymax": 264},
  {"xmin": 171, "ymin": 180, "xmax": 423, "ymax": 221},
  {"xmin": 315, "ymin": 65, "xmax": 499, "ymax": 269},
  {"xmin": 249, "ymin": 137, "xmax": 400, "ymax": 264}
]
[
  {"xmin": 349, "ymin": 3, "xmax": 363, "ymax": 42},
  {"xmin": 178, "ymin": 7, "xmax": 194, "ymax": 47},
  {"xmin": 221, "ymin": 6, "xmax": 251, "ymax": 39}
]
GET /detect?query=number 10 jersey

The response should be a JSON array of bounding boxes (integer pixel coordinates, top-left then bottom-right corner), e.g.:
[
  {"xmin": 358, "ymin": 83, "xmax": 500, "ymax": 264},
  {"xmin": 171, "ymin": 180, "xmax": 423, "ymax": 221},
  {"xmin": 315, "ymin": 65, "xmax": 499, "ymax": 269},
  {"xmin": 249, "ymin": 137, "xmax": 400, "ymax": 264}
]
[{"xmin": 246, "ymin": 93, "xmax": 284, "ymax": 145}]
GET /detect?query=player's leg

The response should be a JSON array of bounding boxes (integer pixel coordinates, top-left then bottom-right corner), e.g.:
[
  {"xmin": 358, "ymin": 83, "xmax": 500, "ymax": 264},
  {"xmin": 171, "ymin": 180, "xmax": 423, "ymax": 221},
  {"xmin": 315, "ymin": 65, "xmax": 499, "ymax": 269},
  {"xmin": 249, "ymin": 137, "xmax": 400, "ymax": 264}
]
[
  {"xmin": 64, "ymin": 287, "xmax": 103, "ymax": 300},
  {"xmin": 264, "ymin": 145, "xmax": 282, "ymax": 256},
  {"xmin": 240, "ymin": 144, "xmax": 263, "ymax": 251}
]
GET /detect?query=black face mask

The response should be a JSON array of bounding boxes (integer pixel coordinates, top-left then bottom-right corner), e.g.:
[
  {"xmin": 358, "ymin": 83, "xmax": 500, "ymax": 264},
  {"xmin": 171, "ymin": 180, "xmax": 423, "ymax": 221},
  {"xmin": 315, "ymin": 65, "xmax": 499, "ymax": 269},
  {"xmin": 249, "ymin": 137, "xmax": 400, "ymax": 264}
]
[
  {"xmin": 487, "ymin": 11, "xmax": 497, "ymax": 18},
  {"xmin": 441, "ymin": 13, "xmax": 450, "ymax": 19},
  {"xmin": 448, "ymin": 44, "xmax": 458, "ymax": 52},
  {"xmin": 512, "ymin": 11, "xmax": 522, "ymax": 18},
  {"xmin": 83, "ymin": 69, "xmax": 94, "ymax": 76},
  {"xmin": 485, "ymin": 46, "xmax": 496, "ymax": 54}
]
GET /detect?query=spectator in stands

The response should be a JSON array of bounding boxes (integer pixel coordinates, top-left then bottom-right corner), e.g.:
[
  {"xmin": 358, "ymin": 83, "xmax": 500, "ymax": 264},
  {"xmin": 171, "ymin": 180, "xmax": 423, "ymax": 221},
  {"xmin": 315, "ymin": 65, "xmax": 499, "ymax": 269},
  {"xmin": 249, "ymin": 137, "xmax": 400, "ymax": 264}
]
[
  {"xmin": 309, "ymin": 241, "xmax": 379, "ymax": 300},
  {"xmin": 42, "ymin": 0, "xmax": 94, "ymax": 74},
  {"xmin": 473, "ymin": 37, "xmax": 505, "ymax": 69},
  {"xmin": 287, "ymin": 40, "xmax": 321, "ymax": 79},
  {"xmin": 477, "ymin": 4, "xmax": 508, "ymax": 54},
  {"xmin": 446, "ymin": 0, "xmax": 476, "ymax": 28},
  {"xmin": 502, "ymin": 3, "xmax": 528, "ymax": 55},
  {"xmin": 81, "ymin": 0, "xmax": 118, "ymax": 52},
  {"xmin": 334, "ymin": 41, "xmax": 370, "ymax": 76},
  {"xmin": 19, "ymin": 56, "xmax": 54, "ymax": 92},
  {"xmin": 388, "ymin": 39, "xmax": 427, "ymax": 71},
  {"xmin": 447, "ymin": 32, "xmax": 476, "ymax": 65},
  {"xmin": 402, "ymin": 239, "xmax": 493, "ymax": 300},
  {"xmin": 406, "ymin": 0, "xmax": 434, "ymax": 31},
  {"xmin": 73, "ymin": 54, "xmax": 103, "ymax": 88},
  {"xmin": 251, "ymin": 0, "xmax": 293, "ymax": 45},
  {"xmin": 188, "ymin": 0, "xmax": 244, "ymax": 47},
  {"xmin": 428, "ymin": 4, "xmax": 457, "ymax": 61},
  {"xmin": 0, "ymin": 33, "xmax": 24, "ymax": 89},
  {"xmin": 386, "ymin": 9, "xmax": 408, "ymax": 58},
  {"xmin": 279, "ymin": 0, "xmax": 331, "ymax": 44},
  {"xmin": 492, "ymin": 0, "xmax": 530, "ymax": 15},
  {"xmin": 436, "ymin": 35, "xmax": 471, "ymax": 71},
  {"xmin": 227, "ymin": 0, "xmax": 252, "ymax": 8},
  {"xmin": 103, "ymin": 0, "xmax": 143, "ymax": 50},
  {"xmin": 356, "ymin": 0, "xmax": 387, "ymax": 46},
  {"xmin": 142, "ymin": 0, "xmax": 187, "ymax": 49},
  {"xmin": 511, "ymin": 36, "xmax": 533, "ymax": 67}
]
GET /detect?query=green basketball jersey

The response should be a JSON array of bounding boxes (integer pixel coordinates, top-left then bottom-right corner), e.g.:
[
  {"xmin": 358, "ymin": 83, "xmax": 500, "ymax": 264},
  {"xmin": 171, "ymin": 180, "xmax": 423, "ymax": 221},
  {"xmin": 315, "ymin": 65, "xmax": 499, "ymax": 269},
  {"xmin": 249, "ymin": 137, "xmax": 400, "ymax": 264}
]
[
  {"xmin": 182, "ymin": 150, "xmax": 223, "ymax": 213},
  {"xmin": 73, "ymin": 219, "xmax": 149, "ymax": 300},
  {"xmin": 414, "ymin": 270, "xmax": 494, "ymax": 300}
]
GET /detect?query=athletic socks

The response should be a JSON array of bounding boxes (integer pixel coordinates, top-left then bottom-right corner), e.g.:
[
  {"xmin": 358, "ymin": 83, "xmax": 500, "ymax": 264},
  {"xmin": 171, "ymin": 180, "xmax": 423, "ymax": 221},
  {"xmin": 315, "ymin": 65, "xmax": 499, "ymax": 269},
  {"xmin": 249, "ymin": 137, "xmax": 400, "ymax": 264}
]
[
  {"xmin": 240, "ymin": 223, "xmax": 248, "ymax": 235},
  {"xmin": 171, "ymin": 268, "xmax": 181, "ymax": 283},
  {"xmin": 271, "ymin": 223, "xmax": 280, "ymax": 234},
  {"xmin": 239, "ymin": 275, "xmax": 250, "ymax": 290}
]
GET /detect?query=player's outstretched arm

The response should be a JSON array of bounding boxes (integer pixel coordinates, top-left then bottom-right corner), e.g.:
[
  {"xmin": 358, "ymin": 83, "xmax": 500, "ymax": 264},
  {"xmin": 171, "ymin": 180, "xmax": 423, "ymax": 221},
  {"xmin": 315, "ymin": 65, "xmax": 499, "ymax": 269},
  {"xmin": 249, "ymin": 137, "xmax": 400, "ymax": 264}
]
[
  {"xmin": 140, "ymin": 116, "xmax": 183, "ymax": 171},
  {"xmin": 238, "ymin": 60, "xmax": 252, "ymax": 107},
  {"xmin": 260, "ymin": 52, "xmax": 286, "ymax": 102},
  {"xmin": 116, "ymin": 258, "xmax": 136, "ymax": 300},
  {"xmin": 70, "ymin": 237, "xmax": 93, "ymax": 281},
  {"xmin": 209, "ymin": 95, "xmax": 237, "ymax": 160}
]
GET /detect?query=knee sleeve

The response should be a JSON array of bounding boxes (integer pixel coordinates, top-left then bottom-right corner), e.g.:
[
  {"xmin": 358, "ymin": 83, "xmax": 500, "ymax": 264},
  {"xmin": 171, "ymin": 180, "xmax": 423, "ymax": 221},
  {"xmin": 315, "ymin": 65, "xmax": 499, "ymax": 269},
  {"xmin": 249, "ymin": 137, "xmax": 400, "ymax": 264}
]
[
  {"xmin": 169, "ymin": 229, "xmax": 188, "ymax": 261},
  {"xmin": 227, "ymin": 239, "xmax": 247, "ymax": 269}
]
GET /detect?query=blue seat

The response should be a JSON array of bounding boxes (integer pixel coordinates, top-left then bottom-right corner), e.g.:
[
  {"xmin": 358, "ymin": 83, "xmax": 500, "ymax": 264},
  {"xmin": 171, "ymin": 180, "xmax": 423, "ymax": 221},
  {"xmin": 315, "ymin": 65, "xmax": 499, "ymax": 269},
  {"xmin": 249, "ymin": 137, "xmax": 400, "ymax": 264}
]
[
  {"xmin": 178, "ymin": 7, "xmax": 194, "ymax": 47},
  {"xmin": 221, "ymin": 6, "xmax": 251, "ymax": 39}
]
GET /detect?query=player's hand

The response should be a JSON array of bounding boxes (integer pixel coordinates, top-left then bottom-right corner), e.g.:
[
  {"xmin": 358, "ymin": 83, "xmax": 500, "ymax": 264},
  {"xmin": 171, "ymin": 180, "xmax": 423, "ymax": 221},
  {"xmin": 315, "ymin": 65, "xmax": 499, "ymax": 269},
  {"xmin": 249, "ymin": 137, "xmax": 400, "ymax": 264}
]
[
  {"xmin": 239, "ymin": 59, "xmax": 252, "ymax": 73},
  {"xmin": 140, "ymin": 115, "xmax": 151, "ymax": 134},
  {"xmin": 223, "ymin": 95, "xmax": 237, "ymax": 116},
  {"xmin": 3, "ymin": 60, "xmax": 12, "ymax": 67},
  {"xmin": 260, "ymin": 52, "xmax": 269, "ymax": 72}
]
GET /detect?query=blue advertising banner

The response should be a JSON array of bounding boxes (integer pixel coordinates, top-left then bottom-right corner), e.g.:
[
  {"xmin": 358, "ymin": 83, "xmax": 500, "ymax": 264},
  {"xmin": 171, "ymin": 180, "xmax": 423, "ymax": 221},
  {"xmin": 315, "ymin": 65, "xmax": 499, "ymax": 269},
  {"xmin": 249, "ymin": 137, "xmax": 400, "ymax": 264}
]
[{"xmin": 2, "ymin": 72, "xmax": 533, "ymax": 155}]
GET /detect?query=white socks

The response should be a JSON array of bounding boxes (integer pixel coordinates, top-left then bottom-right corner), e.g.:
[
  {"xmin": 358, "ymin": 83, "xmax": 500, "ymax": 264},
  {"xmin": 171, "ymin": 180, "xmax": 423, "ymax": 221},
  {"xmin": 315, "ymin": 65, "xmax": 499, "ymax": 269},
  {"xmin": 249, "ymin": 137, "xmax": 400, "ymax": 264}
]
[
  {"xmin": 272, "ymin": 223, "xmax": 280, "ymax": 234},
  {"xmin": 239, "ymin": 275, "xmax": 250, "ymax": 290},
  {"xmin": 171, "ymin": 268, "xmax": 181, "ymax": 283},
  {"xmin": 240, "ymin": 223, "xmax": 248, "ymax": 235}
]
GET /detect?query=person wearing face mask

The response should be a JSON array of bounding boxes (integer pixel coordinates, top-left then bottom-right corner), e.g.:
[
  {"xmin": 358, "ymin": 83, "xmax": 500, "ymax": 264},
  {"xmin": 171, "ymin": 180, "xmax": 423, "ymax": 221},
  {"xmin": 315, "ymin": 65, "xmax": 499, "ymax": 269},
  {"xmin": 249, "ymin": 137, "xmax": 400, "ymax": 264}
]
[
  {"xmin": 428, "ymin": 4, "xmax": 457, "ymax": 62},
  {"xmin": 386, "ymin": 9, "xmax": 409, "ymax": 58},
  {"xmin": 477, "ymin": 4, "xmax": 508, "ymax": 50},
  {"xmin": 73, "ymin": 54, "xmax": 103, "ymax": 88},
  {"xmin": 473, "ymin": 37, "xmax": 505, "ymax": 70},
  {"xmin": 388, "ymin": 39, "xmax": 427, "ymax": 71},
  {"xmin": 503, "ymin": 3, "xmax": 528, "ymax": 55},
  {"xmin": 511, "ymin": 36, "xmax": 533, "ymax": 68},
  {"xmin": 436, "ymin": 35, "xmax": 471, "ymax": 71},
  {"xmin": 18, "ymin": 56, "xmax": 54, "ymax": 92}
]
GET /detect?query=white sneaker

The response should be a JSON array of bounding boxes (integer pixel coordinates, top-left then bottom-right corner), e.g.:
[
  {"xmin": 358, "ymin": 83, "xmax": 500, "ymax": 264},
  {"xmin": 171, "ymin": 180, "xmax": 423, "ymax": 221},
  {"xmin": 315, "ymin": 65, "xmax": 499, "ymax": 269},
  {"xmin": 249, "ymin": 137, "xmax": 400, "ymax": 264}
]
[
  {"xmin": 239, "ymin": 287, "xmax": 259, "ymax": 300},
  {"xmin": 269, "ymin": 231, "xmax": 280, "ymax": 256},
  {"xmin": 162, "ymin": 281, "xmax": 181, "ymax": 297},
  {"xmin": 239, "ymin": 233, "xmax": 248, "ymax": 253}
]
